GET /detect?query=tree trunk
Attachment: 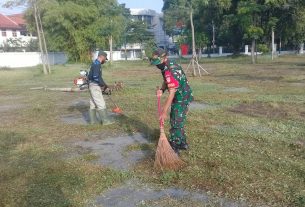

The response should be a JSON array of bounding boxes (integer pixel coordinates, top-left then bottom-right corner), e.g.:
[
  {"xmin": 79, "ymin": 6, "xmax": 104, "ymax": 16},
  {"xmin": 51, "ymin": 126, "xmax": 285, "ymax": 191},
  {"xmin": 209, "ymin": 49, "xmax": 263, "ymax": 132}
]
[
  {"xmin": 124, "ymin": 40, "xmax": 127, "ymax": 61},
  {"xmin": 109, "ymin": 35, "xmax": 113, "ymax": 63},
  {"xmin": 190, "ymin": 9, "xmax": 197, "ymax": 76},
  {"xmin": 34, "ymin": 1, "xmax": 47, "ymax": 74},
  {"xmin": 299, "ymin": 43, "xmax": 304, "ymax": 54},
  {"xmin": 271, "ymin": 28, "xmax": 275, "ymax": 60},
  {"xmin": 251, "ymin": 38, "xmax": 255, "ymax": 64},
  {"xmin": 212, "ymin": 20, "xmax": 215, "ymax": 54},
  {"xmin": 38, "ymin": 8, "xmax": 51, "ymax": 73}
]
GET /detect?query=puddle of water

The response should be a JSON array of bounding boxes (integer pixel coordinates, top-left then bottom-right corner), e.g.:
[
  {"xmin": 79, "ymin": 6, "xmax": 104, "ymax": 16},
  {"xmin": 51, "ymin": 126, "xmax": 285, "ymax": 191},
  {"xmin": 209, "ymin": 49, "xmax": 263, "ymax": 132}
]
[
  {"xmin": 223, "ymin": 87, "xmax": 252, "ymax": 93},
  {"xmin": 94, "ymin": 179, "xmax": 246, "ymax": 207},
  {"xmin": 61, "ymin": 113, "xmax": 89, "ymax": 125},
  {"xmin": 73, "ymin": 133, "xmax": 150, "ymax": 171}
]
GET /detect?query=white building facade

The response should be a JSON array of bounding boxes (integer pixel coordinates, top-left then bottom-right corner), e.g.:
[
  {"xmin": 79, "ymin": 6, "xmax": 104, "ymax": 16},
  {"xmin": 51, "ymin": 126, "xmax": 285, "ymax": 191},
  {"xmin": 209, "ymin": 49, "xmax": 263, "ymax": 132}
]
[
  {"xmin": 130, "ymin": 9, "xmax": 173, "ymax": 49},
  {"xmin": 0, "ymin": 13, "xmax": 36, "ymax": 51},
  {"xmin": 120, "ymin": 9, "xmax": 174, "ymax": 59}
]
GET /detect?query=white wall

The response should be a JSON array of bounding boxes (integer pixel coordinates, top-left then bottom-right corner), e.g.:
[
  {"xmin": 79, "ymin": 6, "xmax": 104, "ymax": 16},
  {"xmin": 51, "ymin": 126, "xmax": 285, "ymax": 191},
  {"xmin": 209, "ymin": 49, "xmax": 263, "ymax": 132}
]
[
  {"xmin": 0, "ymin": 52, "xmax": 67, "ymax": 68},
  {"xmin": 92, "ymin": 50, "xmax": 143, "ymax": 61}
]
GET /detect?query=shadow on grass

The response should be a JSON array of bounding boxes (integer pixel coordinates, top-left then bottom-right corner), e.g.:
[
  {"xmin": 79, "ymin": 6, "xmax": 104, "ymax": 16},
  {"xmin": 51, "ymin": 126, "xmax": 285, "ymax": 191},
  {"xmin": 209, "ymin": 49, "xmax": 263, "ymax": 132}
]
[
  {"xmin": 117, "ymin": 114, "xmax": 159, "ymax": 144},
  {"xmin": 67, "ymin": 100, "xmax": 89, "ymax": 123}
]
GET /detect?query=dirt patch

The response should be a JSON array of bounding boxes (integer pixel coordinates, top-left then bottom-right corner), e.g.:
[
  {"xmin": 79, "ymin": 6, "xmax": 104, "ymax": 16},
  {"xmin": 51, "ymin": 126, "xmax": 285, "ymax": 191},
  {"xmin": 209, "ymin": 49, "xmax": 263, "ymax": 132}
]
[
  {"xmin": 60, "ymin": 99, "xmax": 120, "ymax": 125},
  {"xmin": 0, "ymin": 104, "xmax": 24, "ymax": 113},
  {"xmin": 94, "ymin": 179, "xmax": 247, "ymax": 207},
  {"xmin": 290, "ymin": 139, "xmax": 305, "ymax": 149},
  {"xmin": 289, "ymin": 82, "xmax": 305, "ymax": 87},
  {"xmin": 68, "ymin": 132, "xmax": 250, "ymax": 207},
  {"xmin": 229, "ymin": 102, "xmax": 289, "ymax": 119},
  {"xmin": 214, "ymin": 124, "xmax": 272, "ymax": 134},
  {"xmin": 223, "ymin": 87, "xmax": 253, "ymax": 93},
  {"xmin": 72, "ymin": 133, "xmax": 151, "ymax": 171},
  {"xmin": 215, "ymin": 74, "xmax": 283, "ymax": 82},
  {"xmin": 0, "ymin": 95, "xmax": 24, "ymax": 101},
  {"xmin": 190, "ymin": 102, "xmax": 211, "ymax": 110}
]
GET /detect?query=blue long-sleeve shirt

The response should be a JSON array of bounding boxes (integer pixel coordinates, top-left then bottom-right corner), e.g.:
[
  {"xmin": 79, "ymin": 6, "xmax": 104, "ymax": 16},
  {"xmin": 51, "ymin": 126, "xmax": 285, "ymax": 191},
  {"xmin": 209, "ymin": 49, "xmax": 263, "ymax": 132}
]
[{"xmin": 88, "ymin": 59, "xmax": 106, "ymax": 86}]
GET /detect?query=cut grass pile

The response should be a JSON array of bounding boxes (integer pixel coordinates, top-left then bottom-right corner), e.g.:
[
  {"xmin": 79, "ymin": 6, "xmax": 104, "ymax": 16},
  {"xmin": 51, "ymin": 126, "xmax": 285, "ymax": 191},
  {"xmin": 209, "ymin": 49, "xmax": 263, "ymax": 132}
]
[{"xmin": 0, "ymin": 55, "xmax": 304, "ymax": 206}]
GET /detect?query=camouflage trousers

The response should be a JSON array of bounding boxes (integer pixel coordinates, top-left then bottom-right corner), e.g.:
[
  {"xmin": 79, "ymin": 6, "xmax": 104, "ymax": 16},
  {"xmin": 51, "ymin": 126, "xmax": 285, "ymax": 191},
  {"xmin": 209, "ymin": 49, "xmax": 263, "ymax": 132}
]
[{"xmin": 169, "ymin": 102, "xmax": 190, "ymax": 146}]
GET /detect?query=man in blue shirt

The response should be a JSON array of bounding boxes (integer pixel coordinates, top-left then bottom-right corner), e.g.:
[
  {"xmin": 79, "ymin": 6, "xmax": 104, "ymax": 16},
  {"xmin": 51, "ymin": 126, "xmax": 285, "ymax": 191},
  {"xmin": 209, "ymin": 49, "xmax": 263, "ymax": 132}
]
[{"xmin": 88, "ymin": 50, "xmax": 114, "ymax": 125}]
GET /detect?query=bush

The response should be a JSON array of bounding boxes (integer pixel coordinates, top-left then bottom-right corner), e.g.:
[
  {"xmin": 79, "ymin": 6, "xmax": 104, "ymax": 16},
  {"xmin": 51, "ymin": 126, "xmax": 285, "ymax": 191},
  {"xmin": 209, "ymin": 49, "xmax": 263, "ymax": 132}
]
[{"xmin": 257, "ymin": 44, "xmax": 269, "ymax": 54}]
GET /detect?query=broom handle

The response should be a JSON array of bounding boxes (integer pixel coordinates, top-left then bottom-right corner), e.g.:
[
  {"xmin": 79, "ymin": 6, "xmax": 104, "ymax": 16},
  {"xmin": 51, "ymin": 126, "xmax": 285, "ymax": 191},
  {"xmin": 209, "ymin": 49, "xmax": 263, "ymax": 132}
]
[{"xmin": 157, "ymin": 86, "xmax": 165, "ymax": 131}]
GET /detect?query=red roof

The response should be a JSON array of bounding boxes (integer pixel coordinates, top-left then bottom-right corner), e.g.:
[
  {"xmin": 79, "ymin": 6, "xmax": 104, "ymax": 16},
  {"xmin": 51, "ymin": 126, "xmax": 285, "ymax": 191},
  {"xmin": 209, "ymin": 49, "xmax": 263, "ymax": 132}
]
[
  {"xmin": 8, "ymin": 14, "xmax": 26, "ymax": 26},
  {"xmin": 0, "ymin": 13, "xmax": 22, "ymax": 29}
]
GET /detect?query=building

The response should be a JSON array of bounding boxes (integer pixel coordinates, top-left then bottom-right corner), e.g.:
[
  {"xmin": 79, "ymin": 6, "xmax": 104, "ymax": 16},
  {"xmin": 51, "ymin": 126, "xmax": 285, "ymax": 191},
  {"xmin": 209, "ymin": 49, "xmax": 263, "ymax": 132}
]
[
  {"xmin": 120, "ymin": 8, "xmax": 174, "ymax": 59},
  {"xmin": 130, "ymin": 8, "xmax": 173, "ymax": 49},
  {"xmin": 0, "ymin": 13, "xmax": 36, "ymax": 51}
]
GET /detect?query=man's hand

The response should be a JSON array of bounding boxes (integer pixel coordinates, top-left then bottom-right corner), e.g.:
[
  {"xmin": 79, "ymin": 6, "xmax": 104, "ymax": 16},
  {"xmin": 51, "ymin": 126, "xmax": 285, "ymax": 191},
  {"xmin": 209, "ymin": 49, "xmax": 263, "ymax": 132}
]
[
  {"xmin": 156, "ymin": 89, "xmax": 163, "ymax": 97},
  {"xmin": 102, "ymin": 86, "xmax": 111, "ymax": 95},
  {"xmin": 104, "ymin": 87, "xmax": 111, "ymax": 94}
]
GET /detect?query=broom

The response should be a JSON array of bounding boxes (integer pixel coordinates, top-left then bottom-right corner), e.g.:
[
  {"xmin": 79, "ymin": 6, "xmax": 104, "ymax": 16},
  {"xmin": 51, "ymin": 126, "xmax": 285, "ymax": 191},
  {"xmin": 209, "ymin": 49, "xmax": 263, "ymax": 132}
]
[{"xmin": 154, "ymin": 89, "xmax": 185, "ymax": 171}]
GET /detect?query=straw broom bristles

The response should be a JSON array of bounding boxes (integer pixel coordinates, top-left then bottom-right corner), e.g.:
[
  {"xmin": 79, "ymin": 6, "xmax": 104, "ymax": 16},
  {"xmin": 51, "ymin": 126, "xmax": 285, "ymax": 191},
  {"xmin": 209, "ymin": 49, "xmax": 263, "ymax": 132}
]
[{"xmin": 154, "ymin": 129, "xmax": 185, "ymax": 171}]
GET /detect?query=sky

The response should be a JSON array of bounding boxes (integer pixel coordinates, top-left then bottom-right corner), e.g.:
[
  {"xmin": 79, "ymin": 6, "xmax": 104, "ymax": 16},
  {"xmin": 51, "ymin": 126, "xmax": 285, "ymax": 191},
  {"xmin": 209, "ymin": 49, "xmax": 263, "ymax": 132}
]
[
  {"xmin": 117, "ymin": 0, "xmax": 163, "ymax": 13},
  {"xmin": 0, "ymin": 0, "xmax": 164, "ymax": 15},
  {"xmin": 0, "ymin": 0, "xmax": 26, "ymax": 15}
]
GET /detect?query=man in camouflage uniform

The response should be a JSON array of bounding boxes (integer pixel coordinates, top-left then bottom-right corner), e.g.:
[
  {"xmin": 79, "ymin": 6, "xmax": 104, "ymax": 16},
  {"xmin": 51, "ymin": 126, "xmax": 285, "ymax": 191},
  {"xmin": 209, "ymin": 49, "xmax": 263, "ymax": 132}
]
[{"xmin": 151, "ymin": 48, "xmax": 193, "ymax": 154}]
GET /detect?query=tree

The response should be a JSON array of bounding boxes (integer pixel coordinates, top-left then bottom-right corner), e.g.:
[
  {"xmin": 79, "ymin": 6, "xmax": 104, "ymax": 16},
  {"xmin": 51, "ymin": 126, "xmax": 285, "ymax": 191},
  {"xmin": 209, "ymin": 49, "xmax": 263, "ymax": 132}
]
[
  {"xmin": 124, "ymin": 20, "xmax": 154, "ymax": 60},
  {"xmin": 4, "ymin": 0, "xmax": 50, "ymax": 74},
  {"xmin": 39, "ymin": 0, "xmax": 125, "ymax": 63}
]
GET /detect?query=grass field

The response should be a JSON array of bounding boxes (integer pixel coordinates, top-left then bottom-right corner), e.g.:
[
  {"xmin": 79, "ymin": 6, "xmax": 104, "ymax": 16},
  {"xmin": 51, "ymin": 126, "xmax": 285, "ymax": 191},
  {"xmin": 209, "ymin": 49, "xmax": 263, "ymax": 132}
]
[{"xmin": 0, "ymin": 55, "xmax": 304, "ymax": 206}]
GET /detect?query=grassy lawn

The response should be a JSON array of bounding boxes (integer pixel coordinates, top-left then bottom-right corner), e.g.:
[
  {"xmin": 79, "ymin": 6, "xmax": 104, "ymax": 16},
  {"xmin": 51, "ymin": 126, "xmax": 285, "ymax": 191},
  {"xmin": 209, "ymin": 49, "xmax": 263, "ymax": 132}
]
[{"xmin": 0, "ymin": 55, "xmax": 304, "ymax": 206}]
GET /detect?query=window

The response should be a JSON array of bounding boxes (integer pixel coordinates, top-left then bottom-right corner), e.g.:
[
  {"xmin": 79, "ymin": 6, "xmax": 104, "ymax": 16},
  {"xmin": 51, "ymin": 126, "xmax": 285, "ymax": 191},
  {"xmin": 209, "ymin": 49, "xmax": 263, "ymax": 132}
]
[
  {"xmin": 12, "ymin": 30, "xmax": 17, "ymax": 37},
  {"xmin": 2, "ymin": 30, "xmax": 6, "ymax": 37}
]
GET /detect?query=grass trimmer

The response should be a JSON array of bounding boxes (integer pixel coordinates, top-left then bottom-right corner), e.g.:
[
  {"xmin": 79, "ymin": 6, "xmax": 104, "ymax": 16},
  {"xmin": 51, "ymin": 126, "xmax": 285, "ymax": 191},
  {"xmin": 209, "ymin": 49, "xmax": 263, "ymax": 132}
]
[
  {"xmin": 107, "ymin": 94, "xmax": 123, "ymax": 114},
  {"xmin": 154, "ymin": 88, "xmax": 185, "ymax": 171}
]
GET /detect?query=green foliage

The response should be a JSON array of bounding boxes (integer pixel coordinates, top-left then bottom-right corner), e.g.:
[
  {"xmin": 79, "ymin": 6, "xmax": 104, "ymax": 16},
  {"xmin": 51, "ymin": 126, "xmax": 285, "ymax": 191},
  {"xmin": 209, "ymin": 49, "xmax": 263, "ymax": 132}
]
[
  {"xmin": 16, "ymin": 0, "xmax": 126, "ymax": 62},
  {"xmin": 245, "ymin": 26, "xmax": 264, "ymax": 40},
  {"xmin": 144, "ymin": 39, "xmax": 158, "ymax": 59},
  {"xmin": 25, "ymin": 39, "xmax": 39, "ymax": 52},
  {"xmin": 163, "ymin": 0, "xmax": 305, "ymax": 54},
  {"xmin": 195, "ymin": 32, "xmax": 209, "ymax": 48},
  {"xmin": 257, "ymin": 43, "xmax": 269, "ymax": 54},
  {"xmin": 125, "ymin": 21, "xmax": 154, "ymax": 44}
]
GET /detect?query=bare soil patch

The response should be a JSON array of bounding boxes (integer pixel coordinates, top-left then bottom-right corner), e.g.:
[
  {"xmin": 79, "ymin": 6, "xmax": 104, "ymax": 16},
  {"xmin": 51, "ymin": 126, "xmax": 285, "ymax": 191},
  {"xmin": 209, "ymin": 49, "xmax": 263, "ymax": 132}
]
[
  {"xmin": 94, "ymin": 178, "xmax": 247, "ymax": 207},
  {"xmin": 71, "ymin": 133, "xmax": 151, "ymax": 171},
  {"xmin": 229, "ymin": 102, "xmax": 288, "ymax": 119}
]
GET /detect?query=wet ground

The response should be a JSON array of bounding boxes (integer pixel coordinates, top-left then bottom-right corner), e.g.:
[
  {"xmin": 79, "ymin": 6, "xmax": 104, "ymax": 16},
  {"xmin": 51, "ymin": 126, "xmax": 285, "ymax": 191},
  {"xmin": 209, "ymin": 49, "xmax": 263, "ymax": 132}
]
[
  {"xmin": 62, "ymin": 99, "xmax": 248, "ymax": 207},
  {"xmin": 73, "ymin": 133, "xmax": 150, "ymax": 171},
  {"xmin": 94, "ymin": 179, "xmax": 246, "ymax": 207}
]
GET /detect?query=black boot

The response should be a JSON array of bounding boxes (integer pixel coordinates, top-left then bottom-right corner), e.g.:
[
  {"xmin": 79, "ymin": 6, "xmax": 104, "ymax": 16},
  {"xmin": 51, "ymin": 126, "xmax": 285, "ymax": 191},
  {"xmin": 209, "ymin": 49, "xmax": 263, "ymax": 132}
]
[
  {"xmin": 169, "ymin": 141, "xmax": 180, "ymax": 155},
  {"xmin": 179, "ymin": 142, "xmax": 189, "ymax": 150}
]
